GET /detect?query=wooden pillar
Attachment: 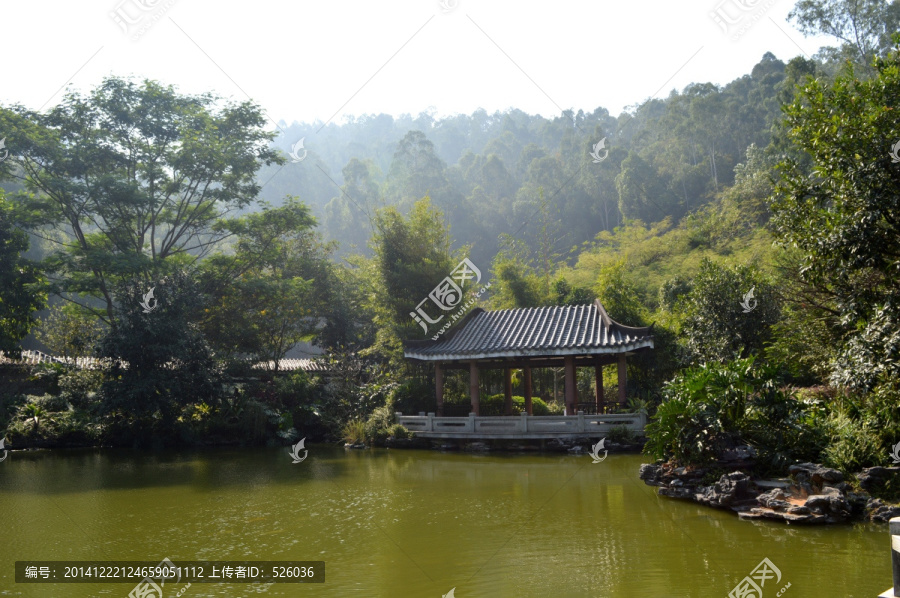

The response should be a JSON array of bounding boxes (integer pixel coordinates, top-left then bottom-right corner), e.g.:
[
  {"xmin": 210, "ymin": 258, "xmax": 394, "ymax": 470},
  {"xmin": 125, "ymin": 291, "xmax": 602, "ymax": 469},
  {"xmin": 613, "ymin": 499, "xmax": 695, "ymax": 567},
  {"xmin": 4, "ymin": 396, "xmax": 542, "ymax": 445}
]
[
  {"xmin": 435, "ymin": 362, "xmax": 444, "ymax": 416},
  {"xmin": 470, "ymin": 361, "xmax": 480, "ymax": 415},
  {"xmin": 617, "ymin": 354, "xmax": 627, "ymax": 406},
  {"xmin": 504, "ymin": 368, "xmax": 513, "ymax": 415},
  {"xmin": 524, "ymin": 365, "xmax": 533, "ymax": 416},
  {"xmin": 564, "ymin": 355, "xmax": 576, "ymax": 415},
  {"xmin": 595, "ymin": 360, "xmax": 604, "ymax": 415}
]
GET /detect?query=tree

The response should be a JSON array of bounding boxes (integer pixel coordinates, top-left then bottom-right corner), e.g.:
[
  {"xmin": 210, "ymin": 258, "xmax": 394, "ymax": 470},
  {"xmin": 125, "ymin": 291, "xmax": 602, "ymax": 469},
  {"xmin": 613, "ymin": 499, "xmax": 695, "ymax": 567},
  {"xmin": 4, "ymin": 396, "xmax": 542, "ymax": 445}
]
[
  {"xmin": 386, "ymin": 131, "xmax": 449, "ymax": 205},
  {"xmin": 679, "ymin": 259, "xmax": 779, "ymax": 363},
  {"xmin": 202, "ymin": 198, "xmax": 334, "ymax": 369},
  {"xmin": 365, "ymin": 198, "xmax": 475, "ymax": 360},
  {"xmin": 35, "ymin": 304, "xmax": 102, "ymax": 364},
  {"xmin": 0, "ymin": 76, "xmax": 282, "ymax": 326},
  {"xmin": 771, "ymin": 42, "xmax": 900, "ymax": 389},
  {"xmin": 323, "ymin": 158, "xmax": 380, "ymax": 254},
  {"xmin": 0, "ymin": 192, "xmax": 45, "ymax": 357},
  {"xmin": 615, "ymin": 153, "xmax": 674, "ymax": 223},
  {"xmin": 789, "ymin": 0, "xmax": 900, "ymax": 70},
  {"xmin": 97, "ymin": 271, "xmax": 222, "ymax": 438}
]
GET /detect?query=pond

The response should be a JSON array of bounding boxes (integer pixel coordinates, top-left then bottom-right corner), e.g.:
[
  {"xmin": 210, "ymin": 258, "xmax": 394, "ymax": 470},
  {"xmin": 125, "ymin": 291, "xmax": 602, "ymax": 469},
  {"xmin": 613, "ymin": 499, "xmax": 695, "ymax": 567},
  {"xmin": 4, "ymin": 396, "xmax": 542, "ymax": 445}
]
[{"xmin": 0, "ymin": 446, "xmax": 890, "ymax": 597}]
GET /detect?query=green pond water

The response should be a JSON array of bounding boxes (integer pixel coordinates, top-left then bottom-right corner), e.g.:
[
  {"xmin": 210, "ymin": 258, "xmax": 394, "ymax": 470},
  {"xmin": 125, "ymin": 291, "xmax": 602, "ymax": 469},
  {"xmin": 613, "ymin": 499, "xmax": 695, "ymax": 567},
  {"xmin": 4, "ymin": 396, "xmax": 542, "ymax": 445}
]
[{"xmin": 0, "ymin": 446, "xmax": 891, "ymax": 597}]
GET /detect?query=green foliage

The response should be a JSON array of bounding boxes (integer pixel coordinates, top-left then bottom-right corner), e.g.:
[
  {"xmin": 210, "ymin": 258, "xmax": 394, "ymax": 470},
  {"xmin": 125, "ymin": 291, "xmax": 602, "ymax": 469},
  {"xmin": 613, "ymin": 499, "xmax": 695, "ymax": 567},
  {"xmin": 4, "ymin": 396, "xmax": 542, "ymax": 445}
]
[
  {"xmin": 553, "ymin": 277, "xmax": 596, "ymax": 306},
  {"xmin": 593, "ymin": 260, "xmax": 646, "ymax": 326},
  {"xmin": 390, "ymin": 376, "xmax": 435, "ymax": 415},
  {"xmin": 387, "ymin": 423, "xmax": 413, "ymax": 440},
  {"xmin": 0, "ymin": 393, "xmax": 27, "ymax": 430},
  {"xmin": 772, "ymin": 45, "xmax": 900, "ymax": 390},
  {"xmin": 0, "ymin": 76, "xmax": 283, "ymax": 324},
  {"xmin": 342, "ymin": 419, "xmax": 367, "ymax": 444},
  {"xmin": 97, "ymin": 271, "xmax": 224, "ymax": 441},
  {"xmin": 477, "ymin": 394, "xmax": 551, "ymax": 416},
  {"xmin": 822, "ymin": 412, "xmax": 883, "ymax": 474},
  {"xmin": 644, "ymin": 358, "xmax": 823, "ymax": 470},
  {"xmin": 679, "ymin": 259, "xmax": 780, "ymax": 363},
  {"xmin": 607, "ymin": 424, "xmax": 636, "ymax": 444},
  {"xmin": 366, "ymin": 198, "xmax": 471, "ymax": 360},
  {"xmin": 490, "ymin": 234, "xmax": 547, "ymax": 308},
  {"xmin": 202, "ymin": 198, "xmax": 334, "ymax": 367},
  {"xmin": 788, "ymin": 1, "xmax": 900, "ymax": 70},
  {"xmin": 35, "ymin": 304, "xmax": 102, "ymax": 364},
  {"xmin": 0, "ymin": 192, "xmax": 45, "ymax": 357}
]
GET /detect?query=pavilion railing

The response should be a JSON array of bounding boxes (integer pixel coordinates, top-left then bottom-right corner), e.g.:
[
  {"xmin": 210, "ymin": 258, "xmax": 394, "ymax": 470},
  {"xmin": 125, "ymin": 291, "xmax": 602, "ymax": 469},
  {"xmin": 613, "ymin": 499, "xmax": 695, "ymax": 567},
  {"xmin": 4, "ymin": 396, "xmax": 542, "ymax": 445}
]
[{"xmin": 395, "ymin": 411, "xmax": 647, "ymax": 435}]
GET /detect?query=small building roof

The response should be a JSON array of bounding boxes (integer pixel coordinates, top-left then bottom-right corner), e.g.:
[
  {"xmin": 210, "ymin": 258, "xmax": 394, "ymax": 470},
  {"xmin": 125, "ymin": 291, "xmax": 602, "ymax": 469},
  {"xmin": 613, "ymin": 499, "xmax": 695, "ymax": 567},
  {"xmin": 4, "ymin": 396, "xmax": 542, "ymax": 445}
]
[
  {"xmin": 404, "ymin": 300, "xmax": 653, "ymax": 362},
  {"xmin": 251, "ymin": 358, "xmax": 331, "ymax": 373}
]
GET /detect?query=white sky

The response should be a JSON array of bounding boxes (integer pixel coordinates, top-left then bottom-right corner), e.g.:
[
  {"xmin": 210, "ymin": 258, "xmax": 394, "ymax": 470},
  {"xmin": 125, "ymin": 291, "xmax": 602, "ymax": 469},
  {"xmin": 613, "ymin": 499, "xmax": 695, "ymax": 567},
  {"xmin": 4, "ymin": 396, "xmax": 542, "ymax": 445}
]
[{"xmin": 2, "ymin": 0, "xmax": 832, "ymax": 127}]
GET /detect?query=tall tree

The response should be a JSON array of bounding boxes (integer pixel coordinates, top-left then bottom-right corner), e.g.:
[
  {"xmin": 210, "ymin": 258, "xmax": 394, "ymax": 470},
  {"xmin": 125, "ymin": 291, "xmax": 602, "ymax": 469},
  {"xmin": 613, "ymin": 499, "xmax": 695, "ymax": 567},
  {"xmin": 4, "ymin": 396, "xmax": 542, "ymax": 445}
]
[
  {"xmin": 0, "ymin": 192, "xmax": 45, "ymax": 356},
  {"xmin": 771, "ymin": 40, "xmax": 900, "ymax": 389},
  {"xmin": 789, "ymin": 0, "xmax": 900, "ymax": 70},
  {"xmin": 0, "ymin": 76, "xmax": 282, "ymax": 326}
]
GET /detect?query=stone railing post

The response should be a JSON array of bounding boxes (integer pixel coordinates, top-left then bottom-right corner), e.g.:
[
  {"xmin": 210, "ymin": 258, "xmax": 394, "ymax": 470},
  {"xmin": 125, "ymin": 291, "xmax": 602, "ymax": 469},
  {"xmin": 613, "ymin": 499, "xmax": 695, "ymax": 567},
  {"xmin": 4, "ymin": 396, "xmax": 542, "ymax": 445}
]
[
  {"xmin": 467, "ymin": 412, "xmax": 476, "ymax": 433},
  {"xmin": 879, "ymin": 518, "xmax": 900, "ymax": 597},
  {"xmin": 577, "ymin": 411, "xmax": 585, "ymax": 433},
  {"xmin": 519, "ymin": 411, "xmax": 527, "ymax": 433},
  {"xmin": 394, "ymin": 411, "xmax": 402, "ymax": 424},
  {"xmin": 426, "ymin": 412, "xmax": 434, "ymax": 432}
]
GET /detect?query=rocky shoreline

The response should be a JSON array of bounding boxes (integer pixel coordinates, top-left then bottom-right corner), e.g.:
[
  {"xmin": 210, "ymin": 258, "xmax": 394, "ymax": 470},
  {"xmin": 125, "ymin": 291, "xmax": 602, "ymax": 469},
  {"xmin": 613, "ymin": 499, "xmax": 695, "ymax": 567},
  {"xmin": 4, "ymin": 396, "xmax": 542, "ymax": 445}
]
[{"xmin": 639, "ymin": 461, "xmax": 900, "ymax": 523}]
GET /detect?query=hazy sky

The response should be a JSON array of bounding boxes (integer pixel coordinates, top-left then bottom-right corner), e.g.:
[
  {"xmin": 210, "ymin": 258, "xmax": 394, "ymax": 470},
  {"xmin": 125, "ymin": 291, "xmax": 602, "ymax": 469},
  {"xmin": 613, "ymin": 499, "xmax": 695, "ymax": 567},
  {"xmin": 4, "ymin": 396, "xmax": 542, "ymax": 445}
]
[{"xmin": 3, "ymin": 0, "xmax": 832, "ymax": 127}]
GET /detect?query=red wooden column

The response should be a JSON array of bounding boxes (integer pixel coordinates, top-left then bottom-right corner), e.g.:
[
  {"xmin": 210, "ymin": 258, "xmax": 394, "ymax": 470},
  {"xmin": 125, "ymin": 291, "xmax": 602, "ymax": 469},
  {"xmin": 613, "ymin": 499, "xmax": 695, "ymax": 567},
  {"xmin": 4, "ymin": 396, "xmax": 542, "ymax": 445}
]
[
  {"xmin": 504, "ymin": 368, "xmax": 513, "ymax": 415},
  {"xmin": 564, "ymin": 355, "xmax": 576, "ymax": 415},
  {"xmin": 524, "ymin": 365, "xmax": 533, "ymax": 416},
  {"xmin": 617, "ymin": 354, "xmax": 627, "ymax": 407},
  {"xmin": 435, "ymin": 362, "xmax": 444, "ymax": 416},
  {"xmin": 595, "ymin": 359, "xmax": 604, "ymax": 414},
  {"xmin": 470, "ymin": 361, "xmax": 480, "ymax": 415}
]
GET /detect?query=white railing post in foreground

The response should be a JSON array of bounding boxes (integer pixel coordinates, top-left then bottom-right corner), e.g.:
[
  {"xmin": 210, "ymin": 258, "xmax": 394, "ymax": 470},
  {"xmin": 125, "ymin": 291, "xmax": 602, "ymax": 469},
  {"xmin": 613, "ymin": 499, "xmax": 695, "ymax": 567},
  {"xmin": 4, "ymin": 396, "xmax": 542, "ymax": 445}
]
[{"xmin": 879, "ymin": 518, "xmax": 900, "ymax": 597}]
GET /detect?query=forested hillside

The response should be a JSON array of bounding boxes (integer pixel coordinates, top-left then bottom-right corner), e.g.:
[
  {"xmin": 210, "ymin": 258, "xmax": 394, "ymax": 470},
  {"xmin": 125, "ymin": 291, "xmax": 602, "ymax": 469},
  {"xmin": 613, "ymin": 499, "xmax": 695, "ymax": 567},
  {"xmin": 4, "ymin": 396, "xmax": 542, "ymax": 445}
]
[{"xmin": 258, "ymin": 51, "xmax": 788, "ymax": 265}]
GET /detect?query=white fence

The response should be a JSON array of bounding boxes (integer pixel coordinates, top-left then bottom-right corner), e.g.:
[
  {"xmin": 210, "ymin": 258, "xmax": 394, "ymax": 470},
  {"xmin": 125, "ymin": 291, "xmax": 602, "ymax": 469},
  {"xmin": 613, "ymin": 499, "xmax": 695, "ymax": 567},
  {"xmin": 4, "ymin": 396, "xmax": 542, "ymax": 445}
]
[{"xmin": 395, "ymin": 411, "xmax": 646, "ymax": 437}]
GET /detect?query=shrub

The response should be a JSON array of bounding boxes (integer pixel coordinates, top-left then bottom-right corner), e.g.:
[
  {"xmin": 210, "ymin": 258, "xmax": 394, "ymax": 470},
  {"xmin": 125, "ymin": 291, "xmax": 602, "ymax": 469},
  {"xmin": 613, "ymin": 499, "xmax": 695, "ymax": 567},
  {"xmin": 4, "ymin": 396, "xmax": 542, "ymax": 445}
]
[
  {"xmin": 607, "ymin": 424, "xmax": 636, "ymax": 444},
  {"xmin": 478, "ymin": 394, "xmax": 551, "ymax": 415},
  {"xmin": 391, "ymin": 377, "xmax": 434, "ymax": 415},
  {"xmin": 644, "ymin": 357, "xmax": 823, "ymax": 470},
  {"xmin": 387, "ymin": 423, "xmax": 412, "ymax": 439},
  {"xmin": 822, "ymin": 412, "xmax": 883, "ymax": 474},
  {"xmin": 59, "ymin": 370, "xmax": 103, "ymax": 410},
  {"xmin": 0, "ymin": 393, "xmax": 27, "ymax": 429},
  {"xmin": 342, "ymin": 419, "xmax": 367, "ymax": 444},
  {"xmin": 27, "ymin": 394, "xmax": 70, "ymax": 413}
]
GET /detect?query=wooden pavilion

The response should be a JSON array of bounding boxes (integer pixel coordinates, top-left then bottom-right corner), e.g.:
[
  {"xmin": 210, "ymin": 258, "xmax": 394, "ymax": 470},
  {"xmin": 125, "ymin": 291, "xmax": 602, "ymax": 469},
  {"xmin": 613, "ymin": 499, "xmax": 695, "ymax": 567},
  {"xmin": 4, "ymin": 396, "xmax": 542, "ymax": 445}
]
[{"xmin": 403, "ymin": 300, "xmax": 654, "ymax": 416}]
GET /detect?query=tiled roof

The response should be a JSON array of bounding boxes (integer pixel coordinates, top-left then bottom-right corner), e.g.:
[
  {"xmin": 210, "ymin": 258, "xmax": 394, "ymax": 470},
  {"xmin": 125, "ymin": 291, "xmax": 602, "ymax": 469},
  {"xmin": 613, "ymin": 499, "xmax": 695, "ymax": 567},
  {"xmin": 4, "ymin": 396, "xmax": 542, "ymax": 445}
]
[
  {"xmin": 404, "ymin": 300, "xmax": 653, "ymax": 361},
  {"xmin": 251, "ymin": 358, "xmax": 330, "ymax": 372},
  {"xmin": 0, "ymin": 350, "xmax": 329, "ymax": 373},
  {"xmin": 0, "ymin": 350, "xmax": 107, "ymax": 369}
]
